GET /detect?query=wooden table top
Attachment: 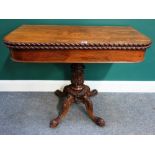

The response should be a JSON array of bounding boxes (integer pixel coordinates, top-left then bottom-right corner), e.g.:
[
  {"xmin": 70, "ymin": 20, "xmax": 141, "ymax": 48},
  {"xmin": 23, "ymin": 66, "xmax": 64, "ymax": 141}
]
[{"xmin": 4, "ymin": 25, "xmax": 152, "ymax": 63}]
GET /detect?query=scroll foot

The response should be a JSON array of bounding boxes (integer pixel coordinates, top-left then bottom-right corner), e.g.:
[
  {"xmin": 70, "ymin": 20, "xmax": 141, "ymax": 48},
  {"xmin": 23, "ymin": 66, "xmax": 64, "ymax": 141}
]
[
  {"xmin": 50, "ymin": 117, "xmax": 60, "ymax": 128},
  {"xmin": 94, "ymin": 117, "xmax": 105, "ymax": 127},
  {"xmin": 89, "ymin": 89, "xmax": 98, "ymax": 97}
]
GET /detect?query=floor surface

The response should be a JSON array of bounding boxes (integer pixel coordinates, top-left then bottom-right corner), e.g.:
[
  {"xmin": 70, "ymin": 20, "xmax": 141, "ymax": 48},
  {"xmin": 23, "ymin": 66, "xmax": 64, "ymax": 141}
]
[{"xmin": 0, "ymin": 92, "xmax": 155, "ymax": 135}]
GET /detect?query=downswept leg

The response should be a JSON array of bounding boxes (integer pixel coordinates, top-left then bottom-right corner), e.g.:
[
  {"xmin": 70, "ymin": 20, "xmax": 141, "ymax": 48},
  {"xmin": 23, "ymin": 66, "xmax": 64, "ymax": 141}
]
[
  {"xmin": 82, "ymin": 95, "xmax": 105, "ymax": 127},
  {"xmin": 50, "ymin": 95, "xmax": 75, "ymax": 128}
]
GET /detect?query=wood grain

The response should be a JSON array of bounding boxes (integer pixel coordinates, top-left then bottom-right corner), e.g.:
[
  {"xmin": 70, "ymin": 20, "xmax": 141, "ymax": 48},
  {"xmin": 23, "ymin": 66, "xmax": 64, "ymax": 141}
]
[
  {"xmin": 10, "ymin": 49, "xmax": 145, "ymax": 63},
  {"xmin": 4, "ymin": 25, "xmax": 151, "ymax": 63},
  {"xmin": 4, "ymin": 25, "xmax": 151, "ymax": 46}
]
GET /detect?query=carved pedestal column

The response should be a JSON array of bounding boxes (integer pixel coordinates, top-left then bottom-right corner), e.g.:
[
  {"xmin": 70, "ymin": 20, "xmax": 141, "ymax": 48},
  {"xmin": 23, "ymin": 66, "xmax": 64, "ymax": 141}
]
[{"xmin": 50, "ymin": 63, "xmax": 105, "ymax": 128}]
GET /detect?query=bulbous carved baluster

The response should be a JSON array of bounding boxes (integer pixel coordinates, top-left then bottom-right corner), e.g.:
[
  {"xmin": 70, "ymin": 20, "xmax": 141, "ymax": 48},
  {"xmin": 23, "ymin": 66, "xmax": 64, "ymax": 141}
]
[
  {"xmin": 50, "ymin": 95, "xmax": 75, "ymax": 128},
  {"xmin": 70, "ymin": 63, "xmax": 84, "ymax": 90}
]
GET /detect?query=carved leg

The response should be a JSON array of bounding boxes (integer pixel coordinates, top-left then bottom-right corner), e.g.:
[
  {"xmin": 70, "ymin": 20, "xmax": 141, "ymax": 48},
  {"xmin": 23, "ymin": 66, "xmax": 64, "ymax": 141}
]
[
  {"xmin": 88, "ymin": 89, "xmax": 98, "ymax": 97},
  {"xmin": 50, "ymin": 63, "xmax": 105, "ymax": 128},
  {"xmin": 50, "ymin": 95, "xmax": 75, "ymax": 128},
  {"xmin": 82, "ymin": 95, "xmax": 105, "ymax": 127},
  {"xmin": 55, "ymin": 90, "xmax": 65, "ymax": 97}
]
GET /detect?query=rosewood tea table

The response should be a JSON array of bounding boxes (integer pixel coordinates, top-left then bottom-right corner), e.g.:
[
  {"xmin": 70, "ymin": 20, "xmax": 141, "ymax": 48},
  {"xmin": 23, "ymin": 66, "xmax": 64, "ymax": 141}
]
[{"xmin": 4, "ymin": 25, "xmax": 151, "ymax": 128}]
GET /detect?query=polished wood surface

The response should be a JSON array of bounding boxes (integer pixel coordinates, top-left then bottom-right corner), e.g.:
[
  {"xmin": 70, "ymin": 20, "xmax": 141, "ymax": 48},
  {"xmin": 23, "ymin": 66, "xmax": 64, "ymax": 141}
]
[
  {"xmin": 4, "ymin": 25, "xmax": 151, "ymax": 63},
  {"xmin": 50, "ymin": 64, "xmax": 105, "ymax": 128},
  {"xmin": 4, "ymin": 25, "xmax": 151, "ymax": 45},
  {"xmin": 10, "ymin": 49, "xmax": 145, "ymax": 63}
]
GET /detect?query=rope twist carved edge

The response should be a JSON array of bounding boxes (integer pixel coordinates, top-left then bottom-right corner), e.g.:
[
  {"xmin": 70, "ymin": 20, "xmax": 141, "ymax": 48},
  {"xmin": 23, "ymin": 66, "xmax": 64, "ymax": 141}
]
[{"xmin": 4, "ymin": 41, "xmax": 151, "ymax": 50}]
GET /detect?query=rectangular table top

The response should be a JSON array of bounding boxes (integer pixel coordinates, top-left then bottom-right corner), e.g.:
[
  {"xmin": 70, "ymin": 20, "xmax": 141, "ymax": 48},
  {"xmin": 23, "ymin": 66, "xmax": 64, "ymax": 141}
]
[
  {"xmin": 4, "ymin": 25, "xmax": 151, "ymax": 45},
  {"xmin": 4, "ymin": 25, "xmax": 152, "ymax": 63}
]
